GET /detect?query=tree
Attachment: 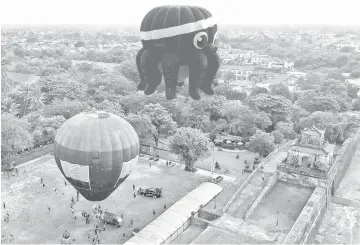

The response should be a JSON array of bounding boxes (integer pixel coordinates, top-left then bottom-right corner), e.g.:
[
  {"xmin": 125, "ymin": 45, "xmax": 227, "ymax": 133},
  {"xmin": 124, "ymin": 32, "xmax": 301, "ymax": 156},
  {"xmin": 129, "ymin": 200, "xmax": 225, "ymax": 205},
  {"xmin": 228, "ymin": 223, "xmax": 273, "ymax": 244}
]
[
  {"xmin": 250, "ymin": 86, "xmax": 268, "ymax": 97},
  {"xmin": 269, "ymin": 83, "xmax": 293, "ymax": 100},
  {"xmin": 297, "ymin": 111, "xmax": 338, "ymax": 132},
  {"xmin": 38, "ymin": 76, "xmax": 88, "ymax": 104},
  {"xmin": 214, "ymin": 84, "xmax": 247, "ymax": 101},
  {"xmin": 272, "ymin": 130, "xmax": 284, "ymax": 144},
  {"xmin": 350, "ymin": 70, "xmax": 360, "ymax": 79},
  {"xmin": 297, "ymin": 91, "xmax": 340, "ymax": 113},
  {"xmin": 353, "ymin": 97, "xmax": 360, "ymax": 111},
  {"xmin": 275, "ymin": 122, "xmax": 296, "ymax": 139},
  {"xmin": 124, "ymin": 114, "xmax": 156, "ymax": 141},
  {"xmin": 74, "ymin": 40, "xmax": 85, "ymax": 48},
  {"xmin": 345, "ymin": 83, "xmax": 360, "ymax": 99},
  {"xmin": 245, "ymin": 130, "xmax": 275, "ymax": 157},
  {"xmin": 1, "ymin": 113, "xmax": 34, "ymax": 167},
  {"xmin": 169, "ymin": 127, "xmax": 212, "ymax": 171},
  {"xmin": 44, "ymin": 99, "xmax": 88, "ymax": 119},
  {"xmin": 221, "ymin": 102, "xmax": 271, "ymax": 138},
  {"xmin": 289, "ymin": 104, "xmax": 310, "ymax": 126},
  {"xmin": 113, "ymin": 60, "xmax": 139, "ymax": 84},
  {"xmin": 223, "ymin": 70, "xmax": 236, "ymax": 82},
  {"xmin": 250, "ymin": 94, "xmax": 292, "ymax": 124},
  {"xmin": 140, "ymin": 103, "xmax": 177, "ymax": 146},
  {"xmin": 325, "ymin": 123, "xmax": 345, "ymax": 144}
]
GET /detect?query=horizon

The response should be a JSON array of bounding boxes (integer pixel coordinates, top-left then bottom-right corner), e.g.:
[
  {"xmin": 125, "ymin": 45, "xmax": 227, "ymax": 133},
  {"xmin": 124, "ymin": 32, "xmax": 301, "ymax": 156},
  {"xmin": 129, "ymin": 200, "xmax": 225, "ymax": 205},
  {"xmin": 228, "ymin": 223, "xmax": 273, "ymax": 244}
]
[{"xmin": 1, "ymin": 0, "xmax": 360, "ymax": 26}]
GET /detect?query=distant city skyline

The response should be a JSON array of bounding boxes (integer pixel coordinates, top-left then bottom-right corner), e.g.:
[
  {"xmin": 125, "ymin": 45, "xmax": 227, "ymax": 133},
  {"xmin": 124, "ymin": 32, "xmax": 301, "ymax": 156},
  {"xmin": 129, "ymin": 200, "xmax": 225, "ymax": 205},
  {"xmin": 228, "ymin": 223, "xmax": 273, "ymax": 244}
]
[{"xmin": 1, "ymin": 0, "xmax": 360, "ymax": 26}]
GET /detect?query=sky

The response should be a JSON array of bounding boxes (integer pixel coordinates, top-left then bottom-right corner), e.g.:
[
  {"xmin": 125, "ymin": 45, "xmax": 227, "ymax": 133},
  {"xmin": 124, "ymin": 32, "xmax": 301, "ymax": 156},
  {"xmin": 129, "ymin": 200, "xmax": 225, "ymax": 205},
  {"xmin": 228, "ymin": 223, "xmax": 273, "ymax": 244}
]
[{"xmin": 1, "ymin": 0, "xmax": 360, "ymax": 26}]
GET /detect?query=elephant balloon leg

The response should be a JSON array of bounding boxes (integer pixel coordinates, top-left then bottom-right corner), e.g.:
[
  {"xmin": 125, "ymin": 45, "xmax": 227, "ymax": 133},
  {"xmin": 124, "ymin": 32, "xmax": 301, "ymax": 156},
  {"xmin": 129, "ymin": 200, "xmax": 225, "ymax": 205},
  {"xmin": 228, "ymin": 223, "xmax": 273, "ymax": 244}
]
[
  {"xmin": 161, "ymin": 52, "xmax": 180, "ymax": 100},
  {"xmin": 188, "ymin": 51, "xmax": 208, "ymax": 100},
  {"xmin": 200, "ymin": 51, "xmax": 220, "ymax": 95},
  {"xmin": 139, "ymin": 49, "xmax": 163, "ymax": 95},
  {"xmin": 136, "ymin": 47, "xmax": 147, "ymax": 91}
]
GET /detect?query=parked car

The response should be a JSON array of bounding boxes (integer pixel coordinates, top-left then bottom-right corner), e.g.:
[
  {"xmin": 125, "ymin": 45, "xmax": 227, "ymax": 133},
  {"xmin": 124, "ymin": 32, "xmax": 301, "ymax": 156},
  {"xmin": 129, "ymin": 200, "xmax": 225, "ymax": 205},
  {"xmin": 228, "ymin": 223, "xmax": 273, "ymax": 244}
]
[
  {"xmin": 209, "ymin": 175, "xmax": 223, "ymax": 184},
  {"xmin": 102, "ymin": 211, "xmax": 123, "ymax": 227},
  {"xmin": 138, "ymin": 187, "xmax": 162, "ymax": 198}
]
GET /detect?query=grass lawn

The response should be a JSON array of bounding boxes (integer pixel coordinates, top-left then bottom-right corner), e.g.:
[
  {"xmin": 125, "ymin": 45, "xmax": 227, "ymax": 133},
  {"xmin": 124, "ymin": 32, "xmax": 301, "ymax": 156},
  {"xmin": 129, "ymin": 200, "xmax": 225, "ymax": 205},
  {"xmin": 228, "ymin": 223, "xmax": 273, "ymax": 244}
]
[
  {"xmin": 248, "ymin": 181, "xmax": 314, "ymax": 232},
  {"xmin": 72, "ymin": 60, "xmax": 119, "ymax": 72},
  {"xmin": 1, "ymin": 157, "xmax": 212, "ymax": 244}
]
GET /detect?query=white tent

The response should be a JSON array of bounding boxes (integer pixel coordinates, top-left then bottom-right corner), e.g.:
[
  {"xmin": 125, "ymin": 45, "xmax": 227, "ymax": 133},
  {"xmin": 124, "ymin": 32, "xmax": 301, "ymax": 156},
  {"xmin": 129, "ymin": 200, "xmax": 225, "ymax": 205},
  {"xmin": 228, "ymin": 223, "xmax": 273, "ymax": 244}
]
[{"xmin": 124, "ymin": 182, "xmax": 223, "ymax": 245}]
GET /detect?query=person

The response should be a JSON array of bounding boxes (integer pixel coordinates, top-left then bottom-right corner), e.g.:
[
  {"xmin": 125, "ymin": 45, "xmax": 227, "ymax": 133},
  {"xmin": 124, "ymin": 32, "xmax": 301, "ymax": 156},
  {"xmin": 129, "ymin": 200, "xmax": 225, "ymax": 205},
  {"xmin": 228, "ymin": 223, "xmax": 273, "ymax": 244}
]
[
  {"xmin": 48, "ymin": 205, "xmax": 51, "ymax": 211},
  {"xmin": 163, "ymin": 204, "xmax": 167, "ymax": 210},
  {"xmin": 71, "ymin": 197, "xmax": 75, "ymax": 204},
  {"xmin": 133, "ymin": 193, "xmax": 136, "ymax": 198},
  {"xmin": 122, "ymin": 233, "xmax": 126, "ymax": 239},
  {"xmin": 9, "ymin": 234, "xmax": 13, "ymax": 244},
  {"xmin": 236, "ymin": 154, "xmax": 239, "ymax": 159},
  {"xmin": 42, "ymin": 183, "xmax": 45, "ymax": 188},
  {"xmin": 3, "ymin": 202, "xmax": 5, "ymax": 209},
  {"xmin": 244, "ymin": 160, "xmax": 248, "ymax": 165},
  {"xmin": 74, "ymin": 215, "xmax": 77, "ymax": 221},
  {"xmin": 64, "ymin": 180, "xmax": 67, "ymax": 186},
  {"xmin": 54, "ymin": 187, "xmax": 57, "ymax": 193},
  {"xmin": 133, "ymin": 184, "xmax": 135, "ymax": 191},
  {"xmin": 152, "ymin": 209, "xmax": 156, "ymax": 215},
  {"xmin": 130, "ymin": 219, "xmax": 133, "ymax": 227},
  {"xmin": 262, "ymin": 172, "xmax": 265, "ymax": 181}
]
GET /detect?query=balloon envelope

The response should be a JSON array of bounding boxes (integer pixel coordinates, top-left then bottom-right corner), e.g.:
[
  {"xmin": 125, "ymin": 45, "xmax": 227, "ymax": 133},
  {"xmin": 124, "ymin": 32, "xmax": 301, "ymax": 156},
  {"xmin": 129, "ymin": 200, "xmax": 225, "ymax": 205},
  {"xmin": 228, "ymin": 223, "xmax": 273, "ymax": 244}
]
[{"xmin": 54, "ymin": 111, "xmax": 140, "ymax": 201}]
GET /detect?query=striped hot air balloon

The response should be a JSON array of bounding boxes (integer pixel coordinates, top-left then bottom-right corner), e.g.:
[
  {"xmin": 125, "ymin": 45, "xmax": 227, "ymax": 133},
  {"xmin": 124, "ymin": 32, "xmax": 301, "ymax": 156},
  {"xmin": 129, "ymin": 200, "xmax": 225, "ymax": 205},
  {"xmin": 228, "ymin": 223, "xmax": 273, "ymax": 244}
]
[{"xmin": 54, "ymin": 111, "xmax": 140, "ymax": 202}]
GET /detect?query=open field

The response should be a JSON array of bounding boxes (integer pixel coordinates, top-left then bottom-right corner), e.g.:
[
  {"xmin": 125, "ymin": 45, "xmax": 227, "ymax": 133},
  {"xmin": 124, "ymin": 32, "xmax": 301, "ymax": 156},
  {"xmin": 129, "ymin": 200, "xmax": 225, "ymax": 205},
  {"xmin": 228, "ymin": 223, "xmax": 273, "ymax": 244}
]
[
  {"xmin": 6, "ymin": 71, "xmax": 40, "ymax": 85},
  {"xmin": 72, "ymin": 60, "xmax": 120, "ymax": 72},
  {"xmin": 147, "ymin": 146, "xmax": 258, "ymax": 177},
  {"xmin": 248, "ymin": 181, "xmax": 314, "ymax": 232},
  {"xmin": 1, "ymin": 156, "xmax": 220, "ymax": 244}
]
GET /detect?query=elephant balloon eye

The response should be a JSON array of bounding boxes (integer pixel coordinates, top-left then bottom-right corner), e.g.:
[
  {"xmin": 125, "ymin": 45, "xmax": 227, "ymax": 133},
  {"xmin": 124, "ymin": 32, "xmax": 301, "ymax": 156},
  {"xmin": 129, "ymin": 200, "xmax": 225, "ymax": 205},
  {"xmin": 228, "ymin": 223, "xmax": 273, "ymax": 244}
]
[{"xmin": 193, "ymin": 32, "xmax": 208, "ymax": 49}]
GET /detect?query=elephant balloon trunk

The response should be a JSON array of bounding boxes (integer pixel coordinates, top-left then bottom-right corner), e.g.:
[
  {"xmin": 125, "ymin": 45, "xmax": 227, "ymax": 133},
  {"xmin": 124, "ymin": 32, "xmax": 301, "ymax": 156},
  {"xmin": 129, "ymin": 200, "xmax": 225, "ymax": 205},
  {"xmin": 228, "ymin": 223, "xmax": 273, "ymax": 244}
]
[{"xmin": 162, "ymin": 52, "xmax": 180, "ymax": 100}]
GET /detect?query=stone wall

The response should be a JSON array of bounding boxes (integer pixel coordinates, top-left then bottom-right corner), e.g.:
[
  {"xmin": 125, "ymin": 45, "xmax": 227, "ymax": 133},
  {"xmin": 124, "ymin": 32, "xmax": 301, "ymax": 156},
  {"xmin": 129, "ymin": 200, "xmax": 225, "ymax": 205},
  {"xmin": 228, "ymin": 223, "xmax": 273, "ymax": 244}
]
[
  {"xmin": 198, "ymin": 208, "xmax": 222, "ymax": 221},
  {"xmin": 282, "ymin": 187, "xmax": 327, "ymax": 244},
  {"xmin": 222, "ymin": 139, "xmax": 296, "ymax": 213},
  {"xmin": 244, "ymin": 173, "xmax": 278, "ymax": 221},
  {"xmin": 333, "ymin": 130, "xmax": 360, "ymax": 192},
  {"xmin": 278, "ymin": 171, "xmax": 327, "ymax": 188}
]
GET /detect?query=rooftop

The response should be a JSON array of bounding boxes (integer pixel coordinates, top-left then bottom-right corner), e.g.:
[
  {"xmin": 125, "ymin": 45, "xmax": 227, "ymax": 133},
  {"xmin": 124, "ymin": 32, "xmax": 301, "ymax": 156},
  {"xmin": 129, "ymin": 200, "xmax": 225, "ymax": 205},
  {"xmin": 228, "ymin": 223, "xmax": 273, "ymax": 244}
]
[{"xmin": 220, "ymin": 65, "xmax": 255, "ymax": 71}]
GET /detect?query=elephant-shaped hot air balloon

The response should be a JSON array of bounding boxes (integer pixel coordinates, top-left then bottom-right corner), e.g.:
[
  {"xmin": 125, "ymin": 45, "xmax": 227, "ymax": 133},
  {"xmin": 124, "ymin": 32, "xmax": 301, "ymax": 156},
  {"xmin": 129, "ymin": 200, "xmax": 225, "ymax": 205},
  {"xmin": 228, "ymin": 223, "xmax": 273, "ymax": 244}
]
[
  {"xmin": 54, "ymin": 111, "xmax": 140, "ymax": 202},
  {"xmin": 136, "ymin": 5, "xmax": 220, "ymax": 100}
]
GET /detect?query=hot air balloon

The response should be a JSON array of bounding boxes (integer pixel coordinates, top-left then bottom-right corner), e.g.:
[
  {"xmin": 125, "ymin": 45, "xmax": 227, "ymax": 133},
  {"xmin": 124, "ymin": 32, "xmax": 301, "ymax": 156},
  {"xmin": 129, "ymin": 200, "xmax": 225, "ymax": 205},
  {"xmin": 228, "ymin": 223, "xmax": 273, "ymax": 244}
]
[
  {"xmin": 54, "ymin": 111, "xmax": 140, "ymax": 202},
  {"xmin": 136, "ymin": 5, "xmax": 220, "ymax": 101}
]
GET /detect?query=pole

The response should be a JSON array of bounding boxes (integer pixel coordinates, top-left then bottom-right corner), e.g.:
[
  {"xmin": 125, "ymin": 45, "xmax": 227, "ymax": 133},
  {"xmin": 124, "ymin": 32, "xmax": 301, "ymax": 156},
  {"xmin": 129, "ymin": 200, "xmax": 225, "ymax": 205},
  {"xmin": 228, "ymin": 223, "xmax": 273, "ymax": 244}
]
[{"xmin": 211, "ymin": 145, "xmax": 215, "ymax": 176}]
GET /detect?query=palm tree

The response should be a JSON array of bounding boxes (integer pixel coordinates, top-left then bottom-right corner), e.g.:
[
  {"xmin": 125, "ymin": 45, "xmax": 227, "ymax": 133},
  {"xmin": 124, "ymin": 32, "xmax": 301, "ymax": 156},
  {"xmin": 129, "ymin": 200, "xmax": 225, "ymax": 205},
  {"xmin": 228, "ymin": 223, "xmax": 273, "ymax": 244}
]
[
  {"xmin": 1, "ymin": 97, "xmax": 21, "ymax": 116},
  {"xmin": 28, "ymin": 84, "xmax": 45, "ymax": 111}
]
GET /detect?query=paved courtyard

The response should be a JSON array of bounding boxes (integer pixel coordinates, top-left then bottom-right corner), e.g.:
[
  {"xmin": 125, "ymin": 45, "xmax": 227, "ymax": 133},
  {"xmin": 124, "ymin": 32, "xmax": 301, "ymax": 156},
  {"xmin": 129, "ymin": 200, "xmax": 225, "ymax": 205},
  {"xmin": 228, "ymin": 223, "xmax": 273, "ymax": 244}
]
[{"xmin": 1, "ymin": 155, "xmax": 224, "ymax": 244}]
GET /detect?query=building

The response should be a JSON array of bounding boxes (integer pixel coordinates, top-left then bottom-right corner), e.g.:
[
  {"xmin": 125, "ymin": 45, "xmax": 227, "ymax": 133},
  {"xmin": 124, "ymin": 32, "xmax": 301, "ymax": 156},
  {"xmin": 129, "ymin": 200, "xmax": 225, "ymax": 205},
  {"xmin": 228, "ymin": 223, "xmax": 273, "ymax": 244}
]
[
  {"xmin": 250, "ymin": 54, "xmax": 269, "ymax": 65},
  {"xmin": 283, "ymin": 127, "xmax": 335, "ymax": 172},
  {"xmin": 220, "ymin": 65, "xmax": 255, "ymax": 81},
  {"xmin": 286, "ymin": 68, "xmax": 307, "ymax": 78}
]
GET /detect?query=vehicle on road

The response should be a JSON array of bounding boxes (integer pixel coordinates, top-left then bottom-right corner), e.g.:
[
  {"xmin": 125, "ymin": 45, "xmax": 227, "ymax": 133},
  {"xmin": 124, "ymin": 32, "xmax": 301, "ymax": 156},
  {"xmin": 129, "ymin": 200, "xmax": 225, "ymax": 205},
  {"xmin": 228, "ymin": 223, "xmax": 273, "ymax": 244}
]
[
  {"xmin": 102, "ymin": 211, "xmax": 123, "ymax": 227},
  {"xmin": 209, "ymin": 175, "xmax": 223, "ymax": 184},
  {"xmin": 138, "ymin": 187, "xmax": 162, "ymax": 198}
]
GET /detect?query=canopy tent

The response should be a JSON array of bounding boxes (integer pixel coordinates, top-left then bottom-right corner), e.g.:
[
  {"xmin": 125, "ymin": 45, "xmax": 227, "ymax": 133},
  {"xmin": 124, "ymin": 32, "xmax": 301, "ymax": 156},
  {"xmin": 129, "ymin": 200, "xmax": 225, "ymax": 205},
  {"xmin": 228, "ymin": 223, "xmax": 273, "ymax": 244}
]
[{"xmin": 124, "ymin": 182, "xmax": 223, "ymax": 245}]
